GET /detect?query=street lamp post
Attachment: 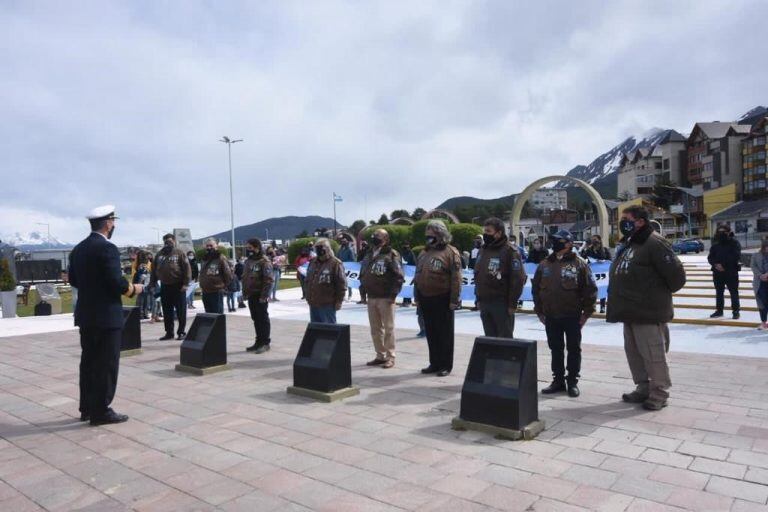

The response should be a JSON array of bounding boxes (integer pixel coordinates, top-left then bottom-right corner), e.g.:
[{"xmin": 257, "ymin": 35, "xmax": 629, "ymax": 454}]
[
  {"xmin": 151, "ymin": 227, "xmax": 161, "ymax": 245},
  {"xmin": 220, "ymin": 136, "xmax": 243, "ymax": 260}
]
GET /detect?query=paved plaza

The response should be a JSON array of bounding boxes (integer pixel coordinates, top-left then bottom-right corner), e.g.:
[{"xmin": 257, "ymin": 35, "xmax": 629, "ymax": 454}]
[{"xmin": 1, "ymin": 302, "xmax": 768, "ymax": 511}]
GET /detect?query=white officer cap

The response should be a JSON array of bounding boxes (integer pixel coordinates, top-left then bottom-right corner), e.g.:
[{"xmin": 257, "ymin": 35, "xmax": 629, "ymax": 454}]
[{"xmin": 86, "ymin": 205, "xmax": 118, "ymax": 221}]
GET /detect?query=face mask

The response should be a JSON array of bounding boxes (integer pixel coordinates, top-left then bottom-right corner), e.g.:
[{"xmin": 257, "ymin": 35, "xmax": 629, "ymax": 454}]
[
  {"xmin": 206, "ymin": 248, "xmax": 217, "ymax": 256},
  {"xmin": 246, "ymin": 249, "xmax": 256, "ymax": 258},
  {"xmin": 371, "ymin": 237, "xmax": 383, "ymax": 247},
  {"xmin": 533, "ymin": 243, "xmax": 541, "ymax": 249},
  {"xmin": 188, "ymin": 255, "xmax": 194, "ymax": 260},
  {"xmin": 482, "ymin": 233, "xmax": 495, "ymax": 246},
  {"xmin": 164, "ymin": 240, "xmax": 174, "ymax": 248},
  {"xmin": 619, "ymin": 220, "xmax": 635, "ymax": 237},
  {"xmin": 551, "ymin": 239, "xmax": 567, "ymax": 253},
  {"xmin": 107, "ymin": 225, "xmax": 115, "ymax": 239},
  {"xmin": 717, "ymin": 232, "xmax": 728, "ymax": 242},
  {"xmin": 474, "ymin": 241, "xmax": 481, "ymax": 248},
  {"xmin": 425, "ymin": 236, "xmax": 437, "ymax": 246},
  {"xmin": 315, "ymin": 246, "xmax": 326, "ymax": 256},
  {"xmin": 592, "ymin": 241, "xmax": 600, "ymax": 247}
]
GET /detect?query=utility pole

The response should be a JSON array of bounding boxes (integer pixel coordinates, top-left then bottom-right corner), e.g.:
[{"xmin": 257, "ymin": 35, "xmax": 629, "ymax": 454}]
[
  {"xmin": 36, "ymin": 223, "xmax": 51, "ymax": 245},
  {"xmin": 220, "ymin": 136, "xmax": 243, "ymax": 260}
]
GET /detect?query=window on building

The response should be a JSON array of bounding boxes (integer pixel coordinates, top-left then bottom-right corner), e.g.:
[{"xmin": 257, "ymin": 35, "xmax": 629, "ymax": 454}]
[
  {"xmin": 663, "ymin": 158, "xmax": 670, "ymax": 169},
  {"xmin": 735, "ymin": 220, "xmax": 748, "ymax": 233},
  {"xmin": 758, "ymin": 219, "xmax": 768, "ymax": 232}
]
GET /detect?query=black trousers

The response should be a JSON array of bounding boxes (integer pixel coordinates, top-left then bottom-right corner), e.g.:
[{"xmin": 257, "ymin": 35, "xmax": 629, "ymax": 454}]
[
  {"xmin": 421, "ymin": 293, "xmax": 454, "ymax": 372},
  {"xmin": 713, "ymin": 271, "xmax": 740, "ymax": 313},
  {"xmin": 202, "ymin": 291, "xmax": 224, "ymax": 314},
  {"xmin": 544, "ymin": 316, "xmax": 582, "ymax": 384},
  {"xmin": 161, "ymin": 284, "xmax": 187, "ymax": 335},
  {"xmin": 479, "ymin": 301, "xmax": 514, "ymax": 338},
  {"xmin": 79, "ymin": 327, "xmax": 121, "ymax": 416},
  {"xmin": 248, "ymin": 296, "xmax": 271, "ymax": 345}
]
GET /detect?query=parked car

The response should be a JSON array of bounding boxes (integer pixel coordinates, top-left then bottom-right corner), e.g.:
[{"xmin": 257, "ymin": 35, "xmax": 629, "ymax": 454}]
[{"xmin": 672, "ymin": 238, "xmax": 704, "ymax": 254}]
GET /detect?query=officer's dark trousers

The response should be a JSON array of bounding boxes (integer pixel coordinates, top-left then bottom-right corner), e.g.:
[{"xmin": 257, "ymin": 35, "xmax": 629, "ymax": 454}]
[
  {"xmin": 713, "ymin": 271, "xmax": 740, "ymax": 313},
  {"xmin": 161, "ymin": 284, "xmax": 187, "ymax": 335},
  {"xmin": 202, "ymin": 291, "xmax": 224, "ymax": 314},
  {"xmin": 421, "ymin": 293, "xmax": 454, "ymax": 372},
  {"xmin": 545, "ymin": 316, "xmax": 582, "ymax": 384},
  {"xmin": 479, "ymin": 301, "xmax": 514, "ymax": 338},
  {"xmin": 79, "ymin": 327, "xmax": 121, "ymax": 416},
  {"xmin": 248, "ymin": 296, "xmax": 271, "ymax": 345}
]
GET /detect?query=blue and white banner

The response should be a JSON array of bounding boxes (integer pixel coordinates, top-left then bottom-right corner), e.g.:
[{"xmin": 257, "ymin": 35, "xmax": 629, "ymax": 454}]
[{"xmin": 301, "ymin": 259, "xmax": 610, "ymax": 301}]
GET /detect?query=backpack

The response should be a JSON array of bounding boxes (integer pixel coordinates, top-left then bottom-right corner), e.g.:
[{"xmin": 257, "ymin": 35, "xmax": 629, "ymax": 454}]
[{"xmin": 35, "ymin": 301, "xmax": 52, "ymax": 316}]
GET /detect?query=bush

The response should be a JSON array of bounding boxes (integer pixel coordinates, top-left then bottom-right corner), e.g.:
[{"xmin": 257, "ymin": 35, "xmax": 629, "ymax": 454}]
[
  {"xmin": 0, "ymin": 259, "xmax": 15, "ymax": 291},
  {"xmin": 194, "ymin": 246, "xmax": 230, "ymax": 261},
  {"xmin": 448, "ymin": 223, "xmax": 484, "ymax": 253},
  {"xmin": 412, "ymin": 245, "xmax": 425, "ymax": 259},
  {"xmin": 287, "ymin": 237, "xmax": 340, "ymax": 264},
  {"xmin": 360, "ymin": 225, "xmax": 412, "ymax": 252}
]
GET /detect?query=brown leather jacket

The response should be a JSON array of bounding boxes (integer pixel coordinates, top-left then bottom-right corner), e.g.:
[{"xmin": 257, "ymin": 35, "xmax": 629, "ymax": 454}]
[
  {"xmin": 532, "ymin": 251, "xmax": 597, "ymax": 319},
  {"xmin": 359, "ymin": 246, "xmax": 404, "ymax": 300},
  {"xmin": 473, "ymin": 237, "xmax": 527, "ymax": 307},
  {"xmin": 306, "ymin": 256, "xmax": 347, "ymax": 308},
  {"xmin": 242, "ymin": 254, "xmax": 274, "ymax": 300},
  {"xmin": 413, "ymin": 244, "xmax": 463, "ymax": 305},
  {"xmin": 151, "ymin": 247, "xmax": 192, "ymax": 286},
  {"xmin": 198, "ymin": 253, "xmax": 234, "ymax": 293}
]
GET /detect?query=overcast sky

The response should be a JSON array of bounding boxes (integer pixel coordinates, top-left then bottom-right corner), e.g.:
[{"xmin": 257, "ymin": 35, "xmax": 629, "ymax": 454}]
[{"xmin": 2, "ymin": 0, "xmax": 767, "ymax": 245}]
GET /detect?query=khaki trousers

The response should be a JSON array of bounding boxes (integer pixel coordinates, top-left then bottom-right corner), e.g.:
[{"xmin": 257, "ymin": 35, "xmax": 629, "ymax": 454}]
[
  {"xmin": 367, "ymin": 298, "xmax": 396, "ymax": 361},
  {"xmin": 623, "ymin": 323, "xmax": 671, "ymax": 400}
]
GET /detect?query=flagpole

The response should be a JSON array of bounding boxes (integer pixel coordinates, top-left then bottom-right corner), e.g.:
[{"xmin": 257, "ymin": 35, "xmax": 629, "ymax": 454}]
[{"xmin": 333, "ymin": 192, "xmax": 337, "ymax": 237}]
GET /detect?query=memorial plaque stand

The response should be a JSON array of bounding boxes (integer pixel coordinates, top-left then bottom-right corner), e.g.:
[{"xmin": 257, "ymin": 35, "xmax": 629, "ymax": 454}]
[
  {"xmin": 121, "ymin": 306, "xmax": 143, "ymax": 357},
  {"xmin": 287, "ymin": 323, "xmax": 359, "ymax": 402},
  {"xmin": 451, "ymin": 337, "xmax": 545, "ymax": 440},
  {"xmin": 175, "ymin": 313, "xmax": 230, "ymax": 375}
]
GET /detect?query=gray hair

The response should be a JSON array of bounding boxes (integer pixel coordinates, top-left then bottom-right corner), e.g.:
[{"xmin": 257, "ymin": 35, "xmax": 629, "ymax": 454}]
[
  {"xmin": 204, "ymin": 237, "xmax": 218, "ymax": 246},
  {"xmin": 314, "ymin": 238, "xmax": 335, "ymax": 258},
  {"xmin": 426, "ymin": 220, "xmax": 452, "ymax": 244}
]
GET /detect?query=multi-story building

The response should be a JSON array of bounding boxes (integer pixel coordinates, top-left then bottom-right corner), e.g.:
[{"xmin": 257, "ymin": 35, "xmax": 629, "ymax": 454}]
[
  {"xmin": 741, "ymin": 117, "xmax": 768, "ymax": 199},
  {"xmin": 686, "ymin": 122, "xmax": 751, "ymax": 192},
  {"xmin": 617, "ymin": 130, "xmax": 687, "ymax": 198},
  {"xmin": 530, "ymin": 189, "xmax": 567, "ymax": 211}
]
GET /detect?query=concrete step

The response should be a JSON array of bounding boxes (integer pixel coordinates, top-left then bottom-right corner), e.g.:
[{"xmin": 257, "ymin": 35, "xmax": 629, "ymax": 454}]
[{"xmin": 518, "ymin": 309, "xmax": 761, "ymax": 328}]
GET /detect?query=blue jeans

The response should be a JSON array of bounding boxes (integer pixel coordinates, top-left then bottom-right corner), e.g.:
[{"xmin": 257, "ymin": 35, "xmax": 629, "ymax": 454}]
[
  {"xmin": 186, "ymin": 282, "xmax": 197, "ymax": 305},
  {"xmin": 310, "ymin": 306, "xmax": 337, "ymax": 324},
  {"xmin": 226, "ymin": 292, "xmax": 236, "ymax": 311},
  {"xmin": 271, "ymin": 269, "xmax": 281, "ymax": 300}
]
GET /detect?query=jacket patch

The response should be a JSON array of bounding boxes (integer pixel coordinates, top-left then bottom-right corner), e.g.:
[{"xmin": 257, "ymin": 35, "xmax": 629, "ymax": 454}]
[
  {"xmin": 430, "ymin": 258, "xmax": 443, "ymax": 271},
  {"xmin": 319, "ymin": 269, "xmax": 331, "ymax": 284},
  {"xmin": 372, "ymin": 260, "xmax": 386, "ymax": 276},
  {"xmin": 205, "ymin": 263, "xmax": 220, "ymax": 275}
]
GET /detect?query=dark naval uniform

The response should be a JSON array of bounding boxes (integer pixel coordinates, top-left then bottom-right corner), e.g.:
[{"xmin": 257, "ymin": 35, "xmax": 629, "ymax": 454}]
[{"xmin": 69, "ymin": 207, "xmax": 136, "ymax": 425}]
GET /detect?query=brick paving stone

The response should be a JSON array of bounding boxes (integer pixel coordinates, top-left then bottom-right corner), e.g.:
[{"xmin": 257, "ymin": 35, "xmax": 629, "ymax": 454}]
[
  {"xmin": 676, "ymin": 441, "xmax": 730, "ymax": 461},
  {"xmin": 371, "ymin": 482, "xmax": 451, "ymax": 510},
  {"xmin": 610, "ymin": 475, "xmax": 677, "ymax": 502},
  {"xmin": 706, "ymin": 475, "xmax": 768, "ymax": 503},
  {"xmin": 567, "ymin": 485, "xmax": 634, "ymax": 512},
  {"xmin": 664, "ymin": 488, "xmax": 734, "ymax": 511},
  {"xmin": 729, "ymin": 449, "xmax": 768, "ymax": 469},
  {"xmin": 471, "ymin": 484, "xmax": 539, "ymax": 511},
  {"xmin": 689, "ymin": 457, "xmax": 747, "ymax": 479},
  {"xmin": 624, "ymin": 498, "xmax": 686, "ymax": 511},
  {"xmin": 561, "ymin": 464, "xmax": 620, "ymax": 490},
  {"xmin": 745, "ymin": 467, "xmax": 768, "ymax": 486},
  {"xmin": 516, "ymin": 474, "xmax": 580, "ymax": 501},
  {"xmin": 594, "ymin": 440, "xmax": 646, "ymax": 459},
  {"xmin": 632, "ymin": 433, "xmax": 682, "ymax": 452},
  {"xmin": 648, "ymin": 466, "xmax": 710, "ymax": 490},
  {"xmin": 730, "ymin": 499, "xmax": 768, "ymax": 512},
  {"xmin": 638, "ymin": 448, "xmax": 694, "ymax": 469}
]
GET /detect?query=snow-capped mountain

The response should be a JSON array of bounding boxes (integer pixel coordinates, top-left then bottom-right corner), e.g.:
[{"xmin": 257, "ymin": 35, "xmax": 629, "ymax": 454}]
[
  {"xmin": 555, "ymin": 127, "xmax": 673, "ymax": 188},
  {"xmin": 0, "ymin": 231, "xmax": 72, "ymax": 250}
]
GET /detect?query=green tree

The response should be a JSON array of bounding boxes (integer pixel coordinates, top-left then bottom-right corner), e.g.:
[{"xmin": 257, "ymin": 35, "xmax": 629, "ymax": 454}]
[
  {"xmin": 377, "ymin": 213, "xmax": 390, "ymax": 225},
  {"xmin": 411, "ymin": 207, "xmax": 427, "ymax": 220},
  {"xmin": 287, "ymin": 237, "xmax": 340, "ymax": 264},
  {"xmin": 349, "ymin": 220, "xmax": 367, "ymax": 236},
  {"xmin": 390, "ymin": 209, "xmax": 410, "ymax": 220},
  {"xmin": 296, "ymin": 229, "xmax": 309, "ymax": 238},
  {"xmin": 361, "ymin": 225, "xmax": 412, "ymax": 252},
  {"xmin": 448, "ymin": 223, "xmax": 483, "ymax": 253},
  {"xmin": 0, "ymin": 259, "xmax": 16, "ymax": 291}
]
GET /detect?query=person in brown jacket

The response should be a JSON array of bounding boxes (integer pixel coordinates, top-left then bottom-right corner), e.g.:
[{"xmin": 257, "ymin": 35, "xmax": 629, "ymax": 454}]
[
  {"xmin": 532, "ymin": 229, "xmax": 597, "ymax": 398},
  {"xmin": 474, "ymin": 217, "xmax": 527, "ymax": 338},
  {"xmin": 306, "ymin": 238, "xmax": 347, "ymax": 324},
  {"xmin": 413, "ymin": 220, "xmax": 463, "ymax": 377},
  {"xmin": 151, "ymin": 233, "xmax": 192, "ymax": 340},
  {"xmin": 198, "ymin": 238, "xmax": 234, "ymax": 314},
  {"xmin": 359, "ymin": 228, "xmax": 404, "ymax": 368},
  {"xmin": 242, "ymin": 238, "xmax": 274, "ymax": 353}
]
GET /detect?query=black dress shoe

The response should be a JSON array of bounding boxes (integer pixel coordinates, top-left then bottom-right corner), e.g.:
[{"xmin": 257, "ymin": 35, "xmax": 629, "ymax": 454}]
[
  {"xmin": 437, "ymin": 370, "xmax": 451, "ymax": 377},
  {"xmin": 79, "ymin": 412, "xmax": 90, "ymax": 422},
  {"xmin": 159, "ymin": 334, "xmax": 174, "ymax": 341},
  {"xmin": 541, "ymin": 381, "xmax": 567, "ymax": 394},
  {"xmin": 421, "ymin": 366, "xmax": 438, "ymax": 374},
  {"xmin": 710, "ymin": 311, "xmax": 723, "ymax": 318},
  {"xmin": 176, "ymin": 332, "xmax": 186, "ymax": 340},
  {"xmin": 733, "ymin": 311, "xmax": 741, "ymax": 320},
  {"xmin": 568, "ymin": 384, "xmax": 580, "ymax": 397},
  {"xmin": 246, "ymin": 343, "xmax": 260, "ymax": 352},
  {"xmin": 90, "ymin": 410, "xmax": 129, "ymax": 426}
]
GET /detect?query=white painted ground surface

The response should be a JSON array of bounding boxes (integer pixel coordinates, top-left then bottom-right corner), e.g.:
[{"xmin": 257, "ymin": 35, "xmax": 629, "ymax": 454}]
[{"xmin": 3, "ymin": 255, "xmax": 768, "ymax": 358}]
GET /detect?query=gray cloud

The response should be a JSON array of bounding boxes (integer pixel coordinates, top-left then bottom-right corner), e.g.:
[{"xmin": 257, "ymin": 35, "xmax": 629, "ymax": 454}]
[{"xmin": 1, "ymin": 0, "xmax": 767, "ymax": 245}]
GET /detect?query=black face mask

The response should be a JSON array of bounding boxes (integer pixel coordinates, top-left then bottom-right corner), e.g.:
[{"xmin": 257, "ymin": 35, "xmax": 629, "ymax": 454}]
[
  {"xmin": 482, "ymin": 233, "xmax": 495, "ymax": 246},
  {"xmin": 717, "ymin": 232, "xmax": 729, "ymax": 242},
  {"xmin": 315, "ymin": 246, "xmax": 326, "ymax": 256},
  {"xmin": 371, "ymin": 237, "xmax": 383, "ymax": 247},
  {"xmin": 474, "ymin": 240, "xmax": 481, "ymax": 248},
  {"xmin": 425, "ymin": 236, "xmax": 437, "ymax": 246},
  {"xmin": 107, "ymin": 225, "xmax": 115, "ymax": 239},
  {"xmin": 206, "ymin": 248, "xmax": 217, "ymax": 256},
  {"xmin": 551, "ymin": 239, "xmax": 567, "ymax": 253},
  {"xmin": 619, "ymin": 220, "xmax": 635, "ymax": 237}
]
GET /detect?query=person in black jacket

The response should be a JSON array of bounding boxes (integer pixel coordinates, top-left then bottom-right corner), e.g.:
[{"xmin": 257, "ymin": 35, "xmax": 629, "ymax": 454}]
[
  {"xmin": 69, "ymin": 205, "xmax": 141, "ymax": 426},
  {"xmin": 526, "ymin": 238, "xmax": 549, "ymax": 264},
  {"xmin": 708, "ymin": 225, "xmax": 742, "ymax": 319},
  {"xmin": 580, "ymin": 235, "xmax": 612, "ymax": 313}
]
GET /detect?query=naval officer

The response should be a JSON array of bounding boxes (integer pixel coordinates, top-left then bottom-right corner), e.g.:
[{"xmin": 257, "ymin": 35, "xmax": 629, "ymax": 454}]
[{"xmin": 69, "ymin": 205, "xmax": 140, "ymax": 425}]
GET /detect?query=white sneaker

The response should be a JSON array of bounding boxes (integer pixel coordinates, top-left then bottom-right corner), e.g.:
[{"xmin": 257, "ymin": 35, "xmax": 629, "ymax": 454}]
[{"xmin": 759, "ymin": 323, "xmax": 768, "ymax": 331}]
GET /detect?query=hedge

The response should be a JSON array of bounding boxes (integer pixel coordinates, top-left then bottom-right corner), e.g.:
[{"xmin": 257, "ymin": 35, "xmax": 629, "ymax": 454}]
[
  {"xmin": 360, "ymin": 225, "xmax": 412, "ymax": 253},
  {"xmin": 448, "ymin": 223, "xmax": 483, "ymax": 253}
]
